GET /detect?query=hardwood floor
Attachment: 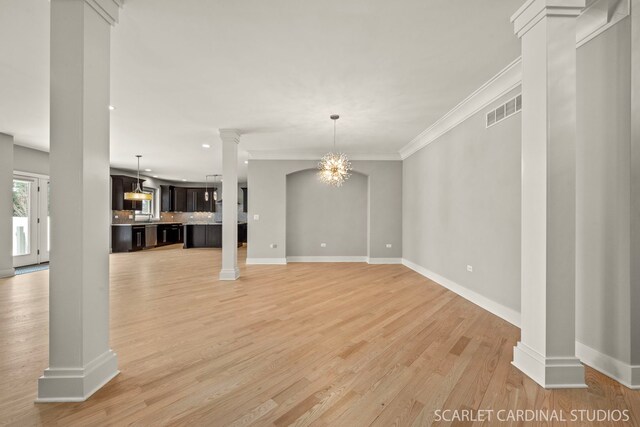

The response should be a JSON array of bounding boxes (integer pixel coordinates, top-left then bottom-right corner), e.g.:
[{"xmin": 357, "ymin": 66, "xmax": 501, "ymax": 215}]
[{"xmin": 0, "ymin": 245, "xmax": 638, "ymax": 426}]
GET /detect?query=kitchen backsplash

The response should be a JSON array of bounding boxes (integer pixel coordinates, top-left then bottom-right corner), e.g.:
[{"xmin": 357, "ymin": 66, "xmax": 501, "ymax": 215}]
[{"xmin": 112, "ymin": 204, "xmax": 247, "ymax": 224}]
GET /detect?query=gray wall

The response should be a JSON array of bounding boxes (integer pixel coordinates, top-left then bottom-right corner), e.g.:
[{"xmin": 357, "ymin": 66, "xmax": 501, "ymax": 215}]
[
  {"xmin": 286, "ymin": 169, "xmax": 367, "ymax": 257},
  {"xmin": 248, "ymin": 160, "xmax": 402, "ymax": 261},
  {"xmin": 402, "ymin": 87, "xmax": 522, "ymax": 313},
  {"xmin": 576, "ymin": 17, "xmax": 633, "ymax": 365},
  {"xmin": 14, "ymin": 145, "xmax": 49, "ymax": 175}
]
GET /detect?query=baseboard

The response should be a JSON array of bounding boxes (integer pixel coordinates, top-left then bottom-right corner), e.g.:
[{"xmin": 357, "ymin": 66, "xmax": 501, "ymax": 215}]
[
  {"xmin": 287, "ymin": 256, "xmax": 368, "ymax": 263},
  {"xmin": 512, "ymin": 342, "xmax": 587, "ymax": 389},
  {"xmin": 0, "ymin": 267, "xmax": 15, "ymax": 279},
  {"xmin": 36, "ymin": 349, "xmax": 119, "ymax": 402},
  {"xmin": 401, "ymin": 258, "xmax": 521, "ymax": 327},
  {"xmin": 245, "ymin": 258, "xmax": 287, "ymax": 265},
  {"xmin": 367, "ymin": 258, "xmax": 403, "ymax": 264},
  {"xmin": 575, "ymin": 341, "xmax": 640, "ymax": 389},
  {"xmin": 219, "ymin": 267, "xmax": 240, "ymax": 280}
]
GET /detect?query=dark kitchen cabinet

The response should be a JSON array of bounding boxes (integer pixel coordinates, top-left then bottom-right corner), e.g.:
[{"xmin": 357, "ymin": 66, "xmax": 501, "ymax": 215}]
[
  {"xmin": 157, "ymin": 223, "xmax": 183, "ymax": 246},
  {"xmin": 111, "ymin": 225, "xmax": 145, "ymax": 253},
  {"xmin": 160, "ymin": 185, "xmax": 174, "ymax": 212},
  {"xmin": 238, "ymin": 222, "xmax": 247, "ymax": 244},
  {"xmin": 111, "ymin": 175, "xmax": 145, "ymax": 211},
  {"xmin": 241, "ymin": 187, "xmax": 247, "ymax": 213},
  {"xmin": 187, "ymin": 188, "xmax": 215, "ymax": 212},
  {"xmin": 173, "ymin": 187, "xmax": 187, "ymax": 212}
]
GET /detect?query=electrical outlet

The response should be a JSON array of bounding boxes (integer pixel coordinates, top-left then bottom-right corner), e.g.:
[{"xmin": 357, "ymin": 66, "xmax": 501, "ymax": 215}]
[
  {"xmin": 253, "ymin": 214, "xmax": 260, "ymax": 221},
  {"xmin": 320, "ymin": 243, "xmax": 327, "ymax": 248},
  {"xmin": 386, "ymin": 243, "xmax": 392, "ymax": 248},
  {"xmin": 270, "ymin": 243, "xmax": 277, "ymax": 249},
  {"xmin": 114, "ymin": 215, "xmax": 119, "ymax": 219},
  {"xmin": 467, "ymin": 265, "xmax": 473, "ymax": 272},
  {"xmin": 128, "ymin": 215, "xmax": 133, "ymax": 219}
]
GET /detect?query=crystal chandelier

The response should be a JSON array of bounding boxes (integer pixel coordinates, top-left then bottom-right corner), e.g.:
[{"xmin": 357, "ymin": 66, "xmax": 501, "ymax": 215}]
[{"xmin": 318, "ymin": 114, "xmax": 352, "ymax": 187}]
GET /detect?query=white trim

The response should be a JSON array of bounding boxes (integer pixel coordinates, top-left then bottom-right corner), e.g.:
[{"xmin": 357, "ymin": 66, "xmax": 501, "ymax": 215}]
[
  {"xmin": 219, "ymin": 267, "xmax": 240, "ymax": 281},
  {"xmin": 13, "ymin": 170, "xmax": 50, "ymax": 180},
  {"xmin": 367, "ymin": 258, "xmax": 402, "ymax": 264},
  {"xmin": 287, "ymin": 256, "xmax": 368, "ymax": 263},
  {"xmin": 575, "ymin": 341, "xmax": 640, "ymax": 389},
  {"xmin": 0, "ymin": 268, "xmax": 15, "ymax": 279},
  {"xmin": 576, "ymin": 0, "xmax": 629, "ymax": 47},
  {"xmin": 245, "ymin": 258, "xmax": 287, "ymax": 265},
  {"xmin": 401, "ymin": 258, "xmax": 521, "ymax": 327},
  {"xmin": 36, "ymin": 349, "xmax": 119, "ymax": 402},
  {"xmin": 512, "ymin": 342, "xmax": 587, "ymax": 389},
  {"xmin": 248, "ymin": 151, "xmax": 401, "ymax": 161},
  {"xmin": 84, "ymin": 0, "xmax": 121, "ymax": 26},
  {"xmin": 399, "ymin": 57, "xmax": 523, "ymax": 160}
]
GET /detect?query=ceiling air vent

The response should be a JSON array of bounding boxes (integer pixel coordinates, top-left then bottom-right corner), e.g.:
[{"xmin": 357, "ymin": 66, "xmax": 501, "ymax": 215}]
[{"xmin": 486, "ymin": 94, "xmax": 521, "ymax": 128}]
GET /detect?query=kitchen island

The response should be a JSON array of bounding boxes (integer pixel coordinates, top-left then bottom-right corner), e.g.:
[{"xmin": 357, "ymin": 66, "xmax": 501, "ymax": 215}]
[{"xmin": 183, "ymin": 223, "xmax": 247, "ymax": 249}]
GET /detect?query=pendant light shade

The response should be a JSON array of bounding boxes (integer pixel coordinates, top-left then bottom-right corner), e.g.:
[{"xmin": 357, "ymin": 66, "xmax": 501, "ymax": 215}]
[{"xmin": 124, "ymin": 155, "xmax": 152, "ymax": 201}]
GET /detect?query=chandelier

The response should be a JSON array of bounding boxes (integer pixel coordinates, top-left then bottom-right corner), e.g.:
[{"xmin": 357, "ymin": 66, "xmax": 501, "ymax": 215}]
[{"xmin": 318, "ymin": 114, "xmax": 352, "ymax": 187}]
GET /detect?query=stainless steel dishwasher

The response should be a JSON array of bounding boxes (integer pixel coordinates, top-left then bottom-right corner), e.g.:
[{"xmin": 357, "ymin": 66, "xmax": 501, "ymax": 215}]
[{"xmin": 145, "ymin": 224, "xmax": 157, "ymax": 248}]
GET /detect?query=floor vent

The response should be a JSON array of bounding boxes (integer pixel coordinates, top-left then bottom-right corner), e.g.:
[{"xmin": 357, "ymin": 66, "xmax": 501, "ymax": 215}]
[{"xmin": 486, "ymin": 94, "xmax": 521, "ymax": 128}]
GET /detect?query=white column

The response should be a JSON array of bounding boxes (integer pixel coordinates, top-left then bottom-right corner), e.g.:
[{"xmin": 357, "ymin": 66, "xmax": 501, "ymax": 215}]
[
  {"xmin": 631, "ymin": 0, "xmax": 640, "ymax": 377},
  {"xmin": 219, "ymin": 129, "xmax": 240, "ymax": 281},
  {"xmin": 38, "ymin": 0, "xmax": 121, "ymax": 402},
  {"xmin": 511, "ymin": 0, "xmax": 586, "ymax": 388},
  {"xmin": 0, "ymin": 133, "xmax": 15, "ymax": 279}
]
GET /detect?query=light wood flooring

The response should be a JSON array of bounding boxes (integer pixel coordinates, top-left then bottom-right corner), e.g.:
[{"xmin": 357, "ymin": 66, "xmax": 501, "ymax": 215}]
[{"xmin": 0, "ymin": 245, "xmax": 638, "ymax": 426}]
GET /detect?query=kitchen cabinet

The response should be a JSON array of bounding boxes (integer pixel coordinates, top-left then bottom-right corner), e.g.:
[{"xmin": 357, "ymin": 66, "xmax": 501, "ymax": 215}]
[
  {"xmin": 160, "ymin": 185, "xmax": 174, "ymax": 212},
  {"xmin": 111, "ymin": 175, "xmax": 145, "ymax": 211},
  {"xmin": 157, "ymin": 223, "xmax": 183, "ymax": 246},
  {"xmin": 183, "ymin": 223, "xmax": 245, "ymax": 248},
  {"xmin": 173, "ymin": 187, "xmax": 187, "ymax": 212},
  {"xmin": 111, "ymin": 225, "xmax": 146, "ymax": 252},
  {"xmin": 241, "ymin": 187, "xmax": 247, "ymax": 213}
]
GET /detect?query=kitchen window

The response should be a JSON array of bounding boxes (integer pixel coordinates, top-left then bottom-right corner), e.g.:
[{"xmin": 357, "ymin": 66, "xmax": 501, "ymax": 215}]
[{"xmin": 135, "ymin": 188, "xmax": 156, "ymax": 220}]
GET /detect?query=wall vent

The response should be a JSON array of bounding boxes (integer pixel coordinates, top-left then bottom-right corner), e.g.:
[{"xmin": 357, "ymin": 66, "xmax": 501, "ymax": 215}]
[{"xmin": 486, "ymin": 94, "xmax": 521, "ymax": 128}]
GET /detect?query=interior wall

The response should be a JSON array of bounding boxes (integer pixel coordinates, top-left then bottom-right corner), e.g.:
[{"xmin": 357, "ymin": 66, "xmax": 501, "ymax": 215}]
[
  {"xmin": 286, "ymin": 169, "xmax": 367, "ymax": 257},
  {"xmin": 576, "ymin": 17, "xmax": 633, "ymax": 365},
  {"xmin": 13, "ymin": 145, "xmax": 49, "ymax": 176},
  {"xmin": 248, "ymin": 160, "xmax": 402, "ymax": 262},
  {"xmin": 402, "ymin": 87, "xmax": 522, "ymax": 314}
]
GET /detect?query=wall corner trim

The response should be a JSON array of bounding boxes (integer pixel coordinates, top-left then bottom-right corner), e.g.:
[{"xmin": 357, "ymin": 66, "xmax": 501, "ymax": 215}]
[
  {"xmin": 575, "ymin": 341, "xmax": 640, "ymax": 389},
  {"xmin": 398, "ymin": 57, "xmax": 523, "ymax": 160},
  {"xmin": 245, "ymin": 258, "xmax": 288, "ymax": 265},
  {"xmin": 401, "ymin": 258, "xmax": 521, "ymax": 327}
]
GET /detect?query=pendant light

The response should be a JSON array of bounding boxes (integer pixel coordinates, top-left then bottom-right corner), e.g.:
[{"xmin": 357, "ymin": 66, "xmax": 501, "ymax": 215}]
[
  {"xmin": 318, "ymin": 114, "xmax": 352, "ymax": 187},
  {"xmin": 213, "ymin": 174, "xmax": 220, "ymax": 202},
  {"xmin": 205, "ymin": 175, "xmax": 210, "ymax": 202},
  {"xmin": 124, "ymin": 155, "xmax": 152, "ymax": 201}
]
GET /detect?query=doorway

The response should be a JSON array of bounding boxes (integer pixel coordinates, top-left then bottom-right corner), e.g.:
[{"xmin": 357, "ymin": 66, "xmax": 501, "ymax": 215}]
[{"xmin": 12, "ymin": 173, "xmax": 49, "ymax": 267}]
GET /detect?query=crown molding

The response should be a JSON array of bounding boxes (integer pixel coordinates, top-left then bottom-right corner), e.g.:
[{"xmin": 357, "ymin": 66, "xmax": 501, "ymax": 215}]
[
  {"xmin": 399, "ymin": 57, "xmax": 522, "ymax": 160},
  {"xmin": 511, "ymin": 0, "xmax": 586, "ymax": 38},
  {"xmin": 247, "ymin": 151, "xmax": 401, "ymax": 161},
  {"xmin": 576, "ymin": 0, "xmax": 629, "ymax": 47},
  {"xmin": 84, "ymin": 0, "xmax": 123, "ymax": 26}
]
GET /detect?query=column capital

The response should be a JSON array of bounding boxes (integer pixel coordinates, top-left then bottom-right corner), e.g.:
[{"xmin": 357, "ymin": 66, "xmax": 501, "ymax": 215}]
[
  {"xmin": 218, "ymin": 129, "xmax": 241, "ymax": 144},
  {"xmin": 84, "ymin": 0, "xmax": 123, "ymax": 26},
  {"xmin": 511, "ymin": 0, "xmax": 585, "ymax": 38}
]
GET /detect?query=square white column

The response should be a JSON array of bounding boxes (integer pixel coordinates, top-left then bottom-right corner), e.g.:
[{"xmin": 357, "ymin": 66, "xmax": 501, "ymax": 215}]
[
  {"xmin": 38, "ymin": 0, "xmax": 121, "ymax": 402},
  {"xmin": 511, "ymin": 0, "xmax": 586, "ymax": 389},
  {"xmin": 0, "ymin": 133, "xmax": 15, "ymax": 279},
  {"xmin": 219, "ymin": 129, "xmax": 240, "ymax": 281}
]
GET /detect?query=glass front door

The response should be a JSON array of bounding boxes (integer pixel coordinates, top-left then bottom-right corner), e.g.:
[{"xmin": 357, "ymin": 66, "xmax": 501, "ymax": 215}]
[{"xmin": 13, "ymin": 175, "xmax": 49, "ymax": 267}]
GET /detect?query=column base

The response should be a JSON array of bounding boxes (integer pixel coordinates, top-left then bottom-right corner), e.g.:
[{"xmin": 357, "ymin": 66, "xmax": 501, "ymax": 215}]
[
  {"xmin": 36, "ymin": 349, "xmax": 119, "ymax": 402},
  {"xmin": 0, "ymin": 268, "xmax": 15, "ymax": 279},
  {"xmin": 219, "ymin": 267, "xmax": 240, "ymax": 281},
  {"xmin": 512, "ymin": 342, "xmax": 586, "ymax": 389}
]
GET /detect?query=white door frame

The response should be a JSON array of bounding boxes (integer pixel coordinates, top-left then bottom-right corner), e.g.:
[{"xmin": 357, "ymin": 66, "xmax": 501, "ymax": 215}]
[{"xmin": 13, "ymin": 171, "xmax": 50, "ymax": 267}]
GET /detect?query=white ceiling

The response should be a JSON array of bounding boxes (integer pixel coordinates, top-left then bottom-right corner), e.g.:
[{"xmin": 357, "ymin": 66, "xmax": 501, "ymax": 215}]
[{"xmin": 0, "ymin": 0, "xmax": 520, "ymax": 182}]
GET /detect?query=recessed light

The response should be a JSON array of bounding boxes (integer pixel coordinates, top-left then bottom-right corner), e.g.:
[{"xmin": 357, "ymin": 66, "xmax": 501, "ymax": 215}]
[
  {"xmin": 182, "ymin": 179, "xmax": 187, "ymax": 182},
  {"xmin": 244, "ymin": 160, "xmax": 249, "ymax": 164},
  {"xmin": 153, "ymin": 175, "xmax": 158, "ymax": 178},
  {"xmin": 144, "ymin": 168, "xmax": 152, "ymax": 172},
  {"xmin": 202, "ymin": 144, "xmax": 210, "ymax": 148},
  {"xmin": 108, "ymin": 105, "xmax": 115, "ymax": 110}
]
